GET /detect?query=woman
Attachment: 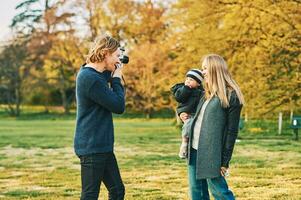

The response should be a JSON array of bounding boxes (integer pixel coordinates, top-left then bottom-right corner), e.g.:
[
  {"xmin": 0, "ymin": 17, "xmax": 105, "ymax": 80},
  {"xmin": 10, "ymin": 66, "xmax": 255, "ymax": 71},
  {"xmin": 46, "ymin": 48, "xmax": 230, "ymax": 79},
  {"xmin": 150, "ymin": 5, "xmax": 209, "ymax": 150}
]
[{"xmin": 180, "ymin": 54, "xmax": 244, "ymax": 200}]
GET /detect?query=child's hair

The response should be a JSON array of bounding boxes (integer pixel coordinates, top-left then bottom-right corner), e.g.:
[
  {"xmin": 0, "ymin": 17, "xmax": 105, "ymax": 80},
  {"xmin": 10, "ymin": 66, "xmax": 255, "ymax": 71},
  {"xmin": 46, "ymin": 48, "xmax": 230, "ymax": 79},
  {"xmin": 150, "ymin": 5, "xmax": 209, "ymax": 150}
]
[
  {"xmin": 201, "ymin": 54, "xmax": 245, "ymax": 107},
  {"xmin": 86, "ymin": 35, "xmax": 119, "ymax": 64}
]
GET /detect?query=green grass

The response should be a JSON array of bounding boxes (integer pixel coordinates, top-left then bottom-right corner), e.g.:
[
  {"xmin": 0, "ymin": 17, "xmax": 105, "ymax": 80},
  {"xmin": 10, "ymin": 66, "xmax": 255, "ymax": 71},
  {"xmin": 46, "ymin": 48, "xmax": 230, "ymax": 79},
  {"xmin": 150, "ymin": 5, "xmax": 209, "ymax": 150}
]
[
  {"xmin": 0, "ymin": 118, "xmax": 300, "ymax": 199},
  {"xmin": 0, "ymin": 105, "xmax": 175, "ymax": 120},
  {"xmin": 239, "ymin": 119, "xmax": 295, "ymax": 139}
]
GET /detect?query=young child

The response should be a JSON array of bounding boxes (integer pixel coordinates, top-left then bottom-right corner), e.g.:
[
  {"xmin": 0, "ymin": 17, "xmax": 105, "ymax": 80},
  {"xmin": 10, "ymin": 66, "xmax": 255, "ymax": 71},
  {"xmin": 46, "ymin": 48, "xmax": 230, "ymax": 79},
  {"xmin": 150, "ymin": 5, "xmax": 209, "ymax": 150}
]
[{"xmin": 171, "ymin": 69, "xmax": 204, "ymax": 159}]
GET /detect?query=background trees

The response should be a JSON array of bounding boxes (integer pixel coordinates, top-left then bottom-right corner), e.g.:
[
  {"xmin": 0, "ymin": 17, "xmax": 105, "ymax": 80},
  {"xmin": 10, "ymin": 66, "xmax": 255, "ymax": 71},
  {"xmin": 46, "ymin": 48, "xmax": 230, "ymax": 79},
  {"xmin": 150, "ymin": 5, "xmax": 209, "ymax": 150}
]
[
  {"xmin": 0, "ymin": 0, "xmax": 300, "ymax": 118},
  {"xmin": 0, "ymin": 39, "xmax": 29, "ymax": 116},
  {"xmin": 173, "ymin": 0, "xmax": 301, "ymax": 118}
]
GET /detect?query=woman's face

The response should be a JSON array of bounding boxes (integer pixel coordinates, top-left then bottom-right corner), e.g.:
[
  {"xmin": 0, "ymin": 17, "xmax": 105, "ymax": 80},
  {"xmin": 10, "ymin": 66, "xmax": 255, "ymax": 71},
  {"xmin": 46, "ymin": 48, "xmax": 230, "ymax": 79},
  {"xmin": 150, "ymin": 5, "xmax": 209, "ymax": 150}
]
[{"xmin": 202, "ymin": 65, "xmax": 209, "ymax": 83}]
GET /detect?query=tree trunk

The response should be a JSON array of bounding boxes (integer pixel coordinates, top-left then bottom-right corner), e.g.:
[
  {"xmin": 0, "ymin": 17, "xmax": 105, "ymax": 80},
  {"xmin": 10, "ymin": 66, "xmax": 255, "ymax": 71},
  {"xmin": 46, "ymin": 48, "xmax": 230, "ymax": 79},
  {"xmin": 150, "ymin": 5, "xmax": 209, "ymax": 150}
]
[
  {"xmin": 7, "ymin": 86, "xmax": 22, "ymax": 116},
  {"xmin": 7, "ymin": 103, "xmax": 15, "ymax": 116},
  {"xmin": 146, "ymin": 113, "xmax": 150, "ymax": 119},
  {"xmin": 290, "ymin": 109, "xmax": 294, "ymax": 121},
  {"xmin": 145, "ymin": 107, "xmax": 152, "ymax": 119},
  {"xmin": 15, "ymin": 87, "xmax": 21, "ymax": 116},
  {"xmin": 60, "ymin": 87, "xmax": 69, "ymax": 114},
  {"xmin": 43, "ymin": 104, "xmax": 49, "ymax": 114},
  {"xmin": 278, "ymin": 112, "xmax": 283, "ymax": 135},
  {"xmin": 58, "ymin": 66, "xmax": 70, "ymax": 114}
]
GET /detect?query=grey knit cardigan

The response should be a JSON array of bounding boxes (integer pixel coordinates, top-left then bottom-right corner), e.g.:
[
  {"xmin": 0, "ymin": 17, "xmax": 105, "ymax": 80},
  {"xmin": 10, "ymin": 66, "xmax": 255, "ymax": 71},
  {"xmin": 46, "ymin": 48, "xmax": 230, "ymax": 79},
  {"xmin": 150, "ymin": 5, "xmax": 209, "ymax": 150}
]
[{"xmin": 187, "ymin": 91, "xmax": 243, "ymax": 179}]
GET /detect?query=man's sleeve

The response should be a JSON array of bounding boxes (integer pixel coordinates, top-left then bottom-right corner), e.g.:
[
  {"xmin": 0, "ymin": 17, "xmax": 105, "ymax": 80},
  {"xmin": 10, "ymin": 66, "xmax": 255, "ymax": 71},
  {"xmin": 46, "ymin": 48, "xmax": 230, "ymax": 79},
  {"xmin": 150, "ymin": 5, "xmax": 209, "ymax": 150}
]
[{"xmin": 88, "ymin": 77, "xmax": 125, "ymax": 114}]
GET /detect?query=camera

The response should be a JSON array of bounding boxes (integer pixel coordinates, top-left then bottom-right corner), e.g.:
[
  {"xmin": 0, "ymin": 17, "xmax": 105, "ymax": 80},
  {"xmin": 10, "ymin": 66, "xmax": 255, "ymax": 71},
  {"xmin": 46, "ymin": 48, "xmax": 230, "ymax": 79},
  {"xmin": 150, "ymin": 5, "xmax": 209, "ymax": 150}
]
[
  {"xmin": 119, "ymin": 47, "xmax": 129, "ymax": 64},
  {"xmin": 115, "ymin": 47, "xmax": 129, "ymax": 69}
]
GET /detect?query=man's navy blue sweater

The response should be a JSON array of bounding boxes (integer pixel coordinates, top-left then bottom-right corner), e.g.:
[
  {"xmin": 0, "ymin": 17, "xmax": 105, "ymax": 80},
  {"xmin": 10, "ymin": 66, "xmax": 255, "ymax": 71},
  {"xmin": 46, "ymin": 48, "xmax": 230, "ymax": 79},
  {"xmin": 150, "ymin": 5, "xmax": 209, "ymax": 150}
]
[{"xmin": 74, "ymin": 66, "xmax": 125, "ymax": 156}]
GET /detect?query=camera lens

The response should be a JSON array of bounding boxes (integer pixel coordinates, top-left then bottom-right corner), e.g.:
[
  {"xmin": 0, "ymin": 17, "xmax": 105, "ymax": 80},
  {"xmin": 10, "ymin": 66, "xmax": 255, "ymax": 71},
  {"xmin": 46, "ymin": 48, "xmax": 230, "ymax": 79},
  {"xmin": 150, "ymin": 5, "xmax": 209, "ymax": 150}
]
[{"xmin": 120, "ymin": 55, "xmax": 129, "ymax": 64}]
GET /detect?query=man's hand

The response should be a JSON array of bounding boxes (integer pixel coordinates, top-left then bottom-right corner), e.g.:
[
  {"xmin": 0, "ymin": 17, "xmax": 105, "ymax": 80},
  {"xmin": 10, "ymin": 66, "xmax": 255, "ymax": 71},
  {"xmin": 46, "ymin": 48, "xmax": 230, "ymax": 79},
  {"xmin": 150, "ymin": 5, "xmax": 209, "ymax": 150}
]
[
  {"xmin": 112, "ymin": 65, "xmax": 123, "ymax": 78},
  {"xmin": 220, "ymin": 167, "xmax": 229, "ymax": 177},
  {"xmin": 179, "ymin": 112, "xmax": 189, "ymax": 122}
]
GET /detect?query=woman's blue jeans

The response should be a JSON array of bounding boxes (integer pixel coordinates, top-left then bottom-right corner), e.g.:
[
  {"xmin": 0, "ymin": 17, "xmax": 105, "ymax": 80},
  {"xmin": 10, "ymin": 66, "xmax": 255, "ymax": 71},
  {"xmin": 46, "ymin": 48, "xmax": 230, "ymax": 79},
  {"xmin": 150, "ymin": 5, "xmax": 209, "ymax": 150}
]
[{"xmin": 188, "ymin": 148, "xmax": 235, "ymax": 200}]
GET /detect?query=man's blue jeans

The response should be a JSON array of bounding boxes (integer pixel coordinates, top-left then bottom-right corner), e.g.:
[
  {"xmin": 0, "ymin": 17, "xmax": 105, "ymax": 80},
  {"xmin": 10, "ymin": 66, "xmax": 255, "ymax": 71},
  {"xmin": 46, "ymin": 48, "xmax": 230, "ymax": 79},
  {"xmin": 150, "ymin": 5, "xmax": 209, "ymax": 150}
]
[
  {"xmin": 188, "ymin": 148, "xmax": 235, "ymax": 200},
  {"xmin": 79, "ymin": 152, "xmax": 125, "ymax": 200}
]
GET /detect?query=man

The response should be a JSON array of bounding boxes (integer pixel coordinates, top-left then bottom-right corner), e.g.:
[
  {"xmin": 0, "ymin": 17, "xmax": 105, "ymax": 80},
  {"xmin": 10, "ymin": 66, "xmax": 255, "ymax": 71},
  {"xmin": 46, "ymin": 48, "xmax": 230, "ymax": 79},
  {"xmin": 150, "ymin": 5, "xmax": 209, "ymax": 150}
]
[{"xmin": 74, "ymin": 35, "xmax": 125, "ymax": 200}]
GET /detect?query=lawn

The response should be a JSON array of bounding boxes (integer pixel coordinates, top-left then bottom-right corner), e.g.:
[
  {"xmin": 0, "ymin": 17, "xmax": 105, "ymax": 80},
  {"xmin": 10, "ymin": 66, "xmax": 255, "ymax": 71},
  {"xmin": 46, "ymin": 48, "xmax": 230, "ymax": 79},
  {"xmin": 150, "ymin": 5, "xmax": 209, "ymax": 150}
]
[{"xmin": 0, "ymin": 118, "xmax": 300, "ymax": 199}]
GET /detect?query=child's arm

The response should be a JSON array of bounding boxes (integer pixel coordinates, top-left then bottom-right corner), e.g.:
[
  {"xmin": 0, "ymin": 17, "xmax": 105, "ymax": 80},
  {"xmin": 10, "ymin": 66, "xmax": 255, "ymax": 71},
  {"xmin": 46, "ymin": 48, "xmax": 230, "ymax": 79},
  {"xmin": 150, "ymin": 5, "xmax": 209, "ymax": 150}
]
[{"xmin": 171, "ymin": 83, "xmax": 192, "ymax": 103}]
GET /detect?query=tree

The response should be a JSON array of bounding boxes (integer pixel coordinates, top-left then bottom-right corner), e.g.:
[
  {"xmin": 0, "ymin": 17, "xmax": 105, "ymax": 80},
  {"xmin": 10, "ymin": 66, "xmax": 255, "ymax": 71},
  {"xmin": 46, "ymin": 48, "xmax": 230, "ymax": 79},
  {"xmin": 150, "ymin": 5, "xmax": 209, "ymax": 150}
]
[
  {"xmin": 0, "ymin": 39, "xmax": 29, "ymax": 116},
  {"xmin": 10, "ymin": 0, "xmax": 76, "ymax": 112},
  {"xmin": 172, "ymin": 0, "xmax": 301, "ymax": 118},
  {"xmin": 11, "ymin": 0, "xmax": 44, "ymax": 35},
  {"xmin": 44, "ymin": 34, "xmax": 85, "ymax": 114},
  {"xmin": 75, "ymin": 0, "xmax": 137, "ymax": 41},
  {"xmin": 75, "ymin": 0, "xmax": 176, "ymax": 117},
  {"xmin": 221, "ymin": 0, "xmax": 301, "ymax": 118},
  {"xmin": 125, "ymin": 42, "xmax": 174, "ymax": 118},
  {"xmin": 124, "ymin": 0, "xmax": 175, "ymax": 118}
]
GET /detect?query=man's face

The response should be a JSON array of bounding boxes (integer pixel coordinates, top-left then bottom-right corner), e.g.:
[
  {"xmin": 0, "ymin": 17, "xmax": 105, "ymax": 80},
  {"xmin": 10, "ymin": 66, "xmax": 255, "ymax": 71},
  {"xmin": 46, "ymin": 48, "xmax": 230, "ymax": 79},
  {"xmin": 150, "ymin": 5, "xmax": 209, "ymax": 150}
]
[{"xmin": 105, "ymin": 48, "xmax": 121, "ymax": 72}]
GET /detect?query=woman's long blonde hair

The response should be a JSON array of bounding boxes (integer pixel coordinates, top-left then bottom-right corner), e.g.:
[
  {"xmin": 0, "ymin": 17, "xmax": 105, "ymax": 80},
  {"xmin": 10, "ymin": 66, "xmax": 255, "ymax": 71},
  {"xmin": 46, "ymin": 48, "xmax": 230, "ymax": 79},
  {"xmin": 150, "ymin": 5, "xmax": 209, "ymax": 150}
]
[{"xmin": 201, "ymin": 54, "xmax": 245, "ymax": 108}]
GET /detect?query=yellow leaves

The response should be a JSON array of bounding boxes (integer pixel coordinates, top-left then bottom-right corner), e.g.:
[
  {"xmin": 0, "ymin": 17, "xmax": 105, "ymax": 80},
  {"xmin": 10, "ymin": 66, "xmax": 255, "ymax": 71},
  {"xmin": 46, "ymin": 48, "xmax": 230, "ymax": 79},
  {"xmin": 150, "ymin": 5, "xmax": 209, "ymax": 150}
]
[
  {"xmin": 124, "ymin": 38, "xmax": 174, "ymax": 114},
  {"xmin": 4, "ymin": 0, "xmax": 300, "ymax": 116},
  {"xmin": 44, "ymin": 35, "xmax": 84, "ymax": 86},
  {"xmin": 172, "ymin": 0, "xmax": 301, "ymax": 117},
  {"xmin": 248, "ymin": 127, "xmax": 264, "ymax": 134}
]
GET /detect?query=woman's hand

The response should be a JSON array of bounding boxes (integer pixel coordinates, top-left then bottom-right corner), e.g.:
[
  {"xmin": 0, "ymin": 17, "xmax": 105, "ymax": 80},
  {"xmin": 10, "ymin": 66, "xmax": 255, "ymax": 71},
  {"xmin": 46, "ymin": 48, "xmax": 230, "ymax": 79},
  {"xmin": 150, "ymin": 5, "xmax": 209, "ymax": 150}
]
[
  {"xmin": 220, "ymin": 167, "xmax": 229, "ymax": 177},
  {"xmin": 179, "ymin": 112, "xmax": 190, "ymax": 122}
]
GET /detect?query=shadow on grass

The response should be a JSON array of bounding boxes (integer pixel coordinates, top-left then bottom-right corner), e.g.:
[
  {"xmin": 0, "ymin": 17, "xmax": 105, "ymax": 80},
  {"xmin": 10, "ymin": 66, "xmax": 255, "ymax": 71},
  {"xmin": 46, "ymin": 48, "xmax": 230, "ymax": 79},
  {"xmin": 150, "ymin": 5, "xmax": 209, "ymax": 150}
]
[{"xmin": 4, "ymin": 190, "xmax": 48, "ymax": 198}]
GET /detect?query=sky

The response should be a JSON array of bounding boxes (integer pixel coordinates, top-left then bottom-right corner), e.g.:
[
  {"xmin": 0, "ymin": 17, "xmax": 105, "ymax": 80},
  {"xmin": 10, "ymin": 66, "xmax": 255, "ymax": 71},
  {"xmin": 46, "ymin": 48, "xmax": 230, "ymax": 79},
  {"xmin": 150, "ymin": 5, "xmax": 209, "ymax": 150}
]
[
  {"xmin": 0, "ymin": 0, "xmax": 20, "ymax": 42},
  {"xmin": 0, "ymin": 0, "xmax": 86, "ymax": 43}
]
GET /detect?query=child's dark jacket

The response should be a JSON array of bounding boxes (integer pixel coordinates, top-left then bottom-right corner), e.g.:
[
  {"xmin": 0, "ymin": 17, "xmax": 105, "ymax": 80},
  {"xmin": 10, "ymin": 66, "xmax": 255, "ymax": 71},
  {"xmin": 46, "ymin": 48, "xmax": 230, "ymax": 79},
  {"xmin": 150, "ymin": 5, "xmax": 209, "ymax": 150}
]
[{"xmin": 171, "ymin": 83, "xmax": 204, "ymax": 116}]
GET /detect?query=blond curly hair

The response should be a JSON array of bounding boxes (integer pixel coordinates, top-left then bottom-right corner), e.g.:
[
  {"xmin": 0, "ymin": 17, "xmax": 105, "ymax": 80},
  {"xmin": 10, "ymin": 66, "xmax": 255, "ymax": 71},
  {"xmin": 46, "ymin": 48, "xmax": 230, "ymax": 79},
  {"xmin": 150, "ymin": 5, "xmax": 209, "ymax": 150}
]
[{"xmin": 86, "ymin": 35, "xmax": 120, "ymax": 64}]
